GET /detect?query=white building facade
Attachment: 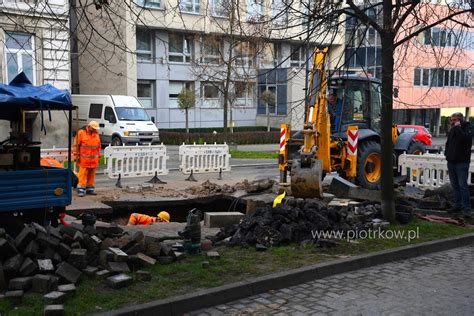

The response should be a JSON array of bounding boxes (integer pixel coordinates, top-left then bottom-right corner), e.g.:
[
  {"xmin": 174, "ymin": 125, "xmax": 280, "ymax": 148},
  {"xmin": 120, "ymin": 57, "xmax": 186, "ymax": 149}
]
[
  {"xmin": 76, "ymin": 0, "xmax": 344, "ymax": 130},
  {"xmin": 0, "ymin": 0, "xmax": 71, "ymax": 147}
]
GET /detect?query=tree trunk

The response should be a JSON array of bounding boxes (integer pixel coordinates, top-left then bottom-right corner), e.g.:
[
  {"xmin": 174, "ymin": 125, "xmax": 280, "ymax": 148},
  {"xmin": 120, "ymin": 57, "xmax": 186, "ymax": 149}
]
[
  {"xmin": 223, "ymin": 0, "xmax": 236, "ymax": 142},
  {"xmin": 230, "ymin": 106, "xmax": 234, "ymax": 133},
  {"xmin": 185, "ymin": 108, "xmax": 189, "ymax": 135},
  {"xmin": 266, "ymin": 102, "xmax": 270, "ymax": 132},
  {"xmin": 380, "ymin": 30, "xmax": 396, "ymax": 223}
]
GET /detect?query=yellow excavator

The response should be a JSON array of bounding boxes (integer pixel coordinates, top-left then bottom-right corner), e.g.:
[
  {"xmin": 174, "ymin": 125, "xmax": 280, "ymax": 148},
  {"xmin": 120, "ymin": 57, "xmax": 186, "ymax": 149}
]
[{"xmin": 278, "ymin": 48, "xmax": 426, "ymax": 198}]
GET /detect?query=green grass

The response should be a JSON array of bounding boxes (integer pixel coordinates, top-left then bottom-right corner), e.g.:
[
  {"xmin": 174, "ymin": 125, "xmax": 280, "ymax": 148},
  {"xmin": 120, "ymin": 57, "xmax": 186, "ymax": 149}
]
[
  {"xmin": 0, "ymin": 219, "xmax": 472, "ymax": 315},
  {"xmin": 230, "ymin": 149, "xmax": 278, "ymax": 159}
]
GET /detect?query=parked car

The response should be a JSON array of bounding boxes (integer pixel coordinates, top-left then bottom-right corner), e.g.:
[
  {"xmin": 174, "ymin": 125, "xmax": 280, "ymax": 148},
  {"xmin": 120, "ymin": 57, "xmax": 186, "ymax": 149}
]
[
  {"xmin": 72, "ymin": 95, "xmax": 159, "ymax": 146},
  {"xmin": 397, "ymin": 125, "xmax": 432, "ymax": 146}
]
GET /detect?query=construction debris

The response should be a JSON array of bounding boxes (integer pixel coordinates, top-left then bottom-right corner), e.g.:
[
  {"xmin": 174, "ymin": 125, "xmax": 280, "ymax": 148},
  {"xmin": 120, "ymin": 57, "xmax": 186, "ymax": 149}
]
[
  {"xmin": 0, "ymin": 220, "xmax": 180, "ymax": 305},
  {"xmin": 213, "ymin": 198, "xmax": 383, "ymax": 247}
]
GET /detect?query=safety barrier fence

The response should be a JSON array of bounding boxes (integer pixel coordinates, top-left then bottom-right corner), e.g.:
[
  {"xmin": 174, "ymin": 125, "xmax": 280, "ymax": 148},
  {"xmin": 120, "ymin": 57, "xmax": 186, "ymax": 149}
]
[
  {"xmin": 42, "ymin": 143, "xmax": 231, "ymax": 185},
  {"xmin": 398, "ymin": 153, "xmax": 474, "ymax": 189},
  {"xmin": 179, "ymin": 143, "xmax": 231, "ymax": 181},
  {"xmin": 104, "ymin": 144, "xmax": 169, "ymax": 187}
]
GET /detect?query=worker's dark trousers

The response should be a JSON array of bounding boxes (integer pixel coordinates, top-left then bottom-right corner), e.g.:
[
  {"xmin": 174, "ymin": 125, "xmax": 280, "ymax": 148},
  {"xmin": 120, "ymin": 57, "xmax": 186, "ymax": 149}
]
[{"xmin": 447, "ymin": 162, "xmax": 471, "ymax": 215}]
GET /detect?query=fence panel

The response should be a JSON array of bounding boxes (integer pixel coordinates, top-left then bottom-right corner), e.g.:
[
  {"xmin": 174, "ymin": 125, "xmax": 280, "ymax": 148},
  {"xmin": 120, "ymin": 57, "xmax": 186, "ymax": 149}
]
[
  {"xmin": 179, "ymin": 143, "xmax": 231, "ymax": 175},
  {"xmin": 398, "ymin": 153, "xmax": 474, "ymax": 189},
  {"xmin": 104, "ymin": 144, "xmax": 169, "ymax": 179}
]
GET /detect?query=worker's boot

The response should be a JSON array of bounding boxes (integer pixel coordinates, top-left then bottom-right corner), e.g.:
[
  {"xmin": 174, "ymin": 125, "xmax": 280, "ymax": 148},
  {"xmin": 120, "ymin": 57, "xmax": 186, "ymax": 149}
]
[
  {"xmin": 86, "ymin": 187, "xmax": 97, "ymax": 195},
  {"xmin": 77, "ymin": 188, "xmax": 85, "ymax": 197}
]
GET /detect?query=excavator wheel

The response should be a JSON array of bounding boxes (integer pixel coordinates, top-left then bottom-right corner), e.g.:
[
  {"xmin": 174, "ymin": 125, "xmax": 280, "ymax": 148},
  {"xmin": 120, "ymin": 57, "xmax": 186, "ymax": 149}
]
[
  {"xmin": 356, "ymin": 140, "xmax": 382, "ymax": 190},
  {"xmin": 290, "ymin": 159, "xmax": 323, "ymax": 198}
]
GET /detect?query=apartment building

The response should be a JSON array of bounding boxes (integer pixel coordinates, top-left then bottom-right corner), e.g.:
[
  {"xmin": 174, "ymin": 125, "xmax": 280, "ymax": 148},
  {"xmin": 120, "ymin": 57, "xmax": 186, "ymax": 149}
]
[
  {"xmin": 0, "ymin": 0, "xmax": 71, "ymax": 147},
  {"xmin": 344, "ymin": 3, "xmax": 473, "ymax": 135},
  {"xmin": 76, "ymin": 0, "xmax": 344, "ymax": 131}
]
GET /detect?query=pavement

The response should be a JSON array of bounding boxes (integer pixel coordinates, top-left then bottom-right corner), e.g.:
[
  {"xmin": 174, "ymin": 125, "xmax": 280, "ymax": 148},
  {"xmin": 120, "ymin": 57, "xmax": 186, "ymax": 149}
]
[
  {"xmin": 94, "ymin": 163, "xmax": 278, "ymax": 187},
  {"xmin": 190, "ymin": 244, "xmax": 474, "ymax": 315}
]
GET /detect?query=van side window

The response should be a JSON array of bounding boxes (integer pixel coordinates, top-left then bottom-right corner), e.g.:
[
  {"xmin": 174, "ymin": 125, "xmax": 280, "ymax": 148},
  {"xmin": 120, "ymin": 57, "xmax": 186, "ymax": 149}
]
[
  {"xmin": 104, "ymin": 107, "xmax": 116, "ymax": 122},
  {"xmin": 89, "ymin": 104, "xmax": 103, "ymax": 119}
]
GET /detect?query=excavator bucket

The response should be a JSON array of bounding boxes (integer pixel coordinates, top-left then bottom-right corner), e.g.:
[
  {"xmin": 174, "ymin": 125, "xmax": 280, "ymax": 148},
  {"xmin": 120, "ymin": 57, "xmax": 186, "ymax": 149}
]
[{"xmin": 290, "ymin": 159, "xmax": 323, "ymax": 199}]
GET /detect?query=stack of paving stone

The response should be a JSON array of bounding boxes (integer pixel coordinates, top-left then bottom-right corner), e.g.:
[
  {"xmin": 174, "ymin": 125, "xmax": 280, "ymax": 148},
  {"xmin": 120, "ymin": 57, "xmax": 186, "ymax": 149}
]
[
  {"xmin": 214, "ymin": 198, "xmax": 387, "ymax": 247},
  {"xmin": 0, "ymin": 221, "xmax": 181, "ymax": 311}
]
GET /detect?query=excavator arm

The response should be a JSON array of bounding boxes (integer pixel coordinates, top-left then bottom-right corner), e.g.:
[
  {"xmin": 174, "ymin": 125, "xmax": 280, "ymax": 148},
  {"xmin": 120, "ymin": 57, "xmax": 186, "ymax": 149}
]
[{"xmin": 289, "ymin": 48, "xmax": 331, "ymax": 198}]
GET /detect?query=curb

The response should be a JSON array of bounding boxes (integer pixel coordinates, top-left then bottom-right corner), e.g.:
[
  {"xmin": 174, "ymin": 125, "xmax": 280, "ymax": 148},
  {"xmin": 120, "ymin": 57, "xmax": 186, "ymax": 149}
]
[{"xmin": 94, "ymin": 232, "xmax": 474, "ymax": 316}]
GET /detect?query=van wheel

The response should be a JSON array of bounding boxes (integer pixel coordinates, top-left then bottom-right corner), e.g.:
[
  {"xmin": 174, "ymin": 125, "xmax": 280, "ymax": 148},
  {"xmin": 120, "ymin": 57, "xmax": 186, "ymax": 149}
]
[{"xmin": 112, "ymin": 136, "xmax": 123, "ymax": 146}]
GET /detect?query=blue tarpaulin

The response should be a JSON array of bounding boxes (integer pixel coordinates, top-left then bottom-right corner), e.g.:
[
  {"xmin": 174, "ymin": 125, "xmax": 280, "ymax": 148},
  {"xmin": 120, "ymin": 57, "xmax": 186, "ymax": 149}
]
[{"xmin": 0, "ymin": 72, "xmax": 72, "ymax": 121}]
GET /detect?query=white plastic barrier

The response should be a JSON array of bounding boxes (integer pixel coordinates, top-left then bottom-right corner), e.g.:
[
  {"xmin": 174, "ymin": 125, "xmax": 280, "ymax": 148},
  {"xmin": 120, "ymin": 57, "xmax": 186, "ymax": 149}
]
[
  {"xmin": 398, "ymin": 153, "xmax": 474, "ymax": 189},
  {"xmin": 179, "ymin": 143, "xmax": 231, "ymax": 180},
  {"xmin": 104, "ymin": 144, "xmax": 169, "ymax": 186}
]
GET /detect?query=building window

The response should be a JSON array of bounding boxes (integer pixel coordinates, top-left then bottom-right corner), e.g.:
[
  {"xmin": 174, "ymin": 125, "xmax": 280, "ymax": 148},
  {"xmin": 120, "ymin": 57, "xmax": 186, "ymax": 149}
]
[
  {"xmin": 234, "ymin": 41, "xmax": 255, "ymax": 67},
  {"xmin": 201, "ymin": 82, "xmax": 222, "ymax": 108},
  {"xmin": 137, "ymin": 81, "xmax": 154, "ymax": 108},
  {"xmin": 136, "ymin": 29, "xmax": 153, "ymax": 61},
  {"xmin": 422, "ymin": 68, "xmax": 430, "ymax": 86},
  {"xmin": 169, "ymin": 81, "xmax": 194, "ymax": 108},
  {"xmin": 247, "ymin": 0, "xmax": 263, "ymax": 21},
  {"xmin": 272, "ymin": 0, "xmax": 288, "ymax": 25},
  {"xmin": 135, "ymin": 0, "xmax": 161, "ymax": 9},
  {"xmin": 290, "ymin": 44, "xmax": 306, "ymax": 67},
  {"xmin": 414, "ymin": 68, "xmax": 421, "ymax": 86},
  {"xmin": 203, "ymin": 83, "xmax": 219, "ymax": 99},
  {"xmin": 234, "ymin": 82, "xmax": 254, "ymax": 106},
  {"xmin": 5, "ymin": 32, "xmax": 35, "ymax": 84},
  {"xmin": 423, "ymin": 27, "xmax": 474, "ymax": 49},
  {"xmin": 414, "ymin": 68, "xmax": 470, "ymax": 87},
  {"xmin": 211, "ymin": 0, "xmax": 228, "ymax": 17},
  {"xmin": 169, "ymin": 33, "xmax": 193, "ymax": 63},
  {"xmin": 180, "ymin": 0, "xmax": 200, "ymax": 13},
  {"xmin": 201, "ymin": 36, "xmax": 222, "ymax": 64},
  {"xmin": 257, "ymin": 69, "xmax": 287, "ymax": 115}
]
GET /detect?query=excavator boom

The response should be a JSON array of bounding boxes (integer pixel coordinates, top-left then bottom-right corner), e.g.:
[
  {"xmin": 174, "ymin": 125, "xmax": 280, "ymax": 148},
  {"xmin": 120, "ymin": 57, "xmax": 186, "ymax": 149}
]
[{"xmin": 289, "ymin": 48, "xmax": 331, "ymax": 198}]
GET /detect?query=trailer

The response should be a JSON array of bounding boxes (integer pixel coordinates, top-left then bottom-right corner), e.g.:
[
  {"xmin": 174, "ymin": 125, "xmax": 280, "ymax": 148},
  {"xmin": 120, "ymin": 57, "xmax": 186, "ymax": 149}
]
[{"xmin": 0, "ymin": 72, "xmax": 73, "ymax": 232}]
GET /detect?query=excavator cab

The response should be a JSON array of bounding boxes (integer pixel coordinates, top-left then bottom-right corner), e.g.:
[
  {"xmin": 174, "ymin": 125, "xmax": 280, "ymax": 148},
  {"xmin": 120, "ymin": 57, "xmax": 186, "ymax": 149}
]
[{"xmin": 328, "ymin": 76, "xmax": 382, "ymax": 136}]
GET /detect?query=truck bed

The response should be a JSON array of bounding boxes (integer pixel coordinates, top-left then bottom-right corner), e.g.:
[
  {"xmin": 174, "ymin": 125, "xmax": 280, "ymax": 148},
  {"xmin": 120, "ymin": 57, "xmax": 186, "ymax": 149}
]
[{"xmin": 0, "ymin": 168, "xmax": 72, "ymax": 212}]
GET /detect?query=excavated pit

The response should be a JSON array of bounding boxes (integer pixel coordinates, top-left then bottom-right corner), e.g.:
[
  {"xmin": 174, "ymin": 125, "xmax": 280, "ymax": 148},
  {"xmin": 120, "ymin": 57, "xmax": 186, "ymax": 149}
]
[{"xmin": 98, "ymin": 195, "xmax": 248, "ymax": 224}]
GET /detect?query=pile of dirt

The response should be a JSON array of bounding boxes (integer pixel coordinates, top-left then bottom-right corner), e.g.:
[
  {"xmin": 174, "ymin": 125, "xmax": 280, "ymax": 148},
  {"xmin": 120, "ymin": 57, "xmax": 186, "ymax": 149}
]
[
  {"xmin": 214, "ymin": 198, "xmax": 383, "ymax": 247},
  {"xmin": 186, "ymin": 179, "xmax": 276, "ymax": 196}
]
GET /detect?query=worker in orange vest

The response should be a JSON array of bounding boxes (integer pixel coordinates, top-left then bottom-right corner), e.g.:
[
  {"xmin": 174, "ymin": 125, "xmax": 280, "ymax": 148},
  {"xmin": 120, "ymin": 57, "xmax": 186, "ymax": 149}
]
[
  {"xmin": 127, "ymin": 211, "xmax": 171, "ymax": 225},
  {"xmin": 73, "ymin": 121, "xmax": 101, "ymax": 197}
]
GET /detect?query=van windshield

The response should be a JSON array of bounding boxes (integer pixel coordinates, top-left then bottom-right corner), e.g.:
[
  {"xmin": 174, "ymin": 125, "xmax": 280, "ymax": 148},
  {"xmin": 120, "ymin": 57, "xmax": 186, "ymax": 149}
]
[{"xmin": 115, "ymin": 107, "xmax": 150, "ymax": 121}]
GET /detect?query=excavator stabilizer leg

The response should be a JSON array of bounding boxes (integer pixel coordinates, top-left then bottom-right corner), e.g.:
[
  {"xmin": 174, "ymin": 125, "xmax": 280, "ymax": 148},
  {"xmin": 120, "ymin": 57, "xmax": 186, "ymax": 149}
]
[{"xmin": 290, "ymin": 159, "xmax": 323, "ymax": 199}]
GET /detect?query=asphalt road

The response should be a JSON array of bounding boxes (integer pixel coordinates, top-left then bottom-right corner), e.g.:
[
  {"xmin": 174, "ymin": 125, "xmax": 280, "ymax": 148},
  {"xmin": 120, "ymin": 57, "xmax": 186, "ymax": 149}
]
[{"xmin": 94, "ymin": 160, "xmax": 279, "ymax": 187}]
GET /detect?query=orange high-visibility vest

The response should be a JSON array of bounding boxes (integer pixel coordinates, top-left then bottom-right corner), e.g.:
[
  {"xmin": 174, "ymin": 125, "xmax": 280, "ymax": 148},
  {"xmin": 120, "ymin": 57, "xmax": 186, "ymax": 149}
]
[
  {"xmin": 128, "ymin": 213, "xmax": 156, "ymax": 225},
  {"xmin": 73, "ymin": 128, "xmax": 101, "ymax": 168}
]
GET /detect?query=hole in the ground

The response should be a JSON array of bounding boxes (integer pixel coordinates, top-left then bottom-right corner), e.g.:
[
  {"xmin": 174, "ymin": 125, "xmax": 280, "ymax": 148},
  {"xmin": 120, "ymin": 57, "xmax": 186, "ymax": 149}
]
[{"xmin": 99, "ymin": 195, "xmax": 248, "ymax": 224}]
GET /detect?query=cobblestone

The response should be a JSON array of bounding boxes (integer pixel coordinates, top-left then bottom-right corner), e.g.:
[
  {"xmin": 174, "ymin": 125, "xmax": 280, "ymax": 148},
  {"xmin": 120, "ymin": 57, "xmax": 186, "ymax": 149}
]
[{"xmin": 190, "ymin": 245, "xmax": 474, "ymax": 315}]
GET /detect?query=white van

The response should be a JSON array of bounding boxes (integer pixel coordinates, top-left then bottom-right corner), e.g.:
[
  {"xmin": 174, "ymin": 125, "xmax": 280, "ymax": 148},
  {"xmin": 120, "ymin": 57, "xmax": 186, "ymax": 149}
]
[{"xmin": 71, "ymin": 95, "xmax": 159, "ymax": 146}]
